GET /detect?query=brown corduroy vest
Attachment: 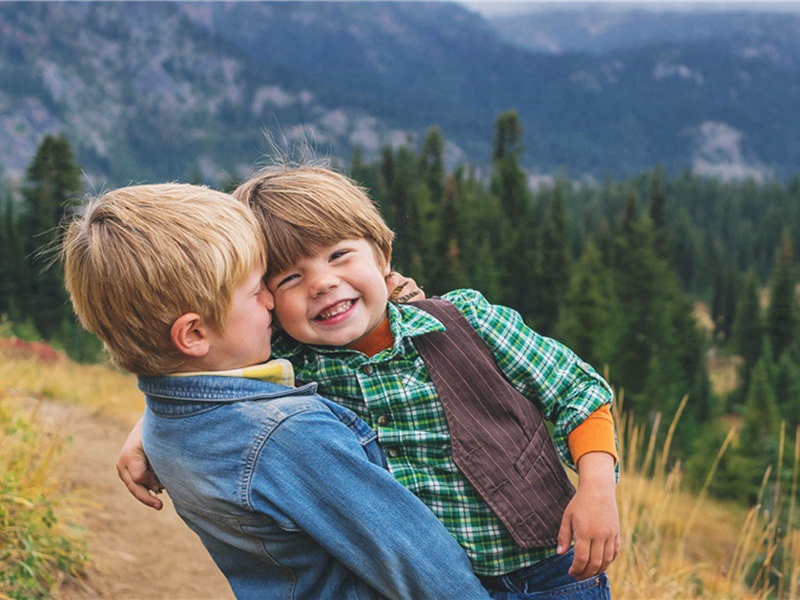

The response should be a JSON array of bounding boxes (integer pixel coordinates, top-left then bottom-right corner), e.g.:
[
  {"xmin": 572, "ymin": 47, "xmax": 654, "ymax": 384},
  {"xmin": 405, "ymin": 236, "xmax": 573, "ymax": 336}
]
[{"xmin": 412, "ymin": 298, "xmax": 576, "ymax": 548}]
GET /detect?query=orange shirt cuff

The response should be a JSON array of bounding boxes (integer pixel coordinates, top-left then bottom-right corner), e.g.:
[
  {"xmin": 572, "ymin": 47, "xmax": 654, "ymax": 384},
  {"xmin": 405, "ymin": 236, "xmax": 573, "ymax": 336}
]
[{"xmin": 568, "ymin": 404, "xmax": 618, "ymax": 466}]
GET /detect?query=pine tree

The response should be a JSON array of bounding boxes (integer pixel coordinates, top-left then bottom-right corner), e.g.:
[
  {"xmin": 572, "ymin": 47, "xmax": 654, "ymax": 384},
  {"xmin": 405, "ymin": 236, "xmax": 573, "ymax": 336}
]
[
  {"xmin": 21, "ymin": 134, "xmax": 82, "ymax": 338},
  {"xmin": 774, "ymin": 344, "xmax": 800, "ymax": 429},
  {"xmin": 735, "ymin": 355, "xmax": 782, "ymax": 503},
  {"xmin": 731, "ymin": 270, "xmax": 764, "ymax": 400},
  {"xmin": 419, "ymin": 127, "xmax": 445, "ymax": 207},
  {"xmin": 555, "ymin": 241, "xmax": 616, "ymax": 369},
  {"xmin": 432, "ymin": 174, "xmax": 469, "ymax": 293},
  {"xmin": 648, "ymin": 166, "xmax": 671, "ymax": 262},
  {"xmin": 766, "ymin": 235, "xmax": 797, "ymax": 360},
  {"xmin": 489, "ymin": 110, "xmax": 532, "ymax": 313},
  {"xmin": 530, "ymin": 185, "xmax": 571, "ymax": 335}
]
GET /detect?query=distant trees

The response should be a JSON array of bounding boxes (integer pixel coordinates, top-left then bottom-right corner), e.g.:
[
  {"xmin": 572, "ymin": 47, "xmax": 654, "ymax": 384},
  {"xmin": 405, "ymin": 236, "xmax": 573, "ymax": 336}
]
[
  {"xmin": 2, "ymin": 118, "xmax": 799, "ymax": 509},
  {"xmin": 1, "ymin": 134, "xmax": 103, "ymax": 360}
]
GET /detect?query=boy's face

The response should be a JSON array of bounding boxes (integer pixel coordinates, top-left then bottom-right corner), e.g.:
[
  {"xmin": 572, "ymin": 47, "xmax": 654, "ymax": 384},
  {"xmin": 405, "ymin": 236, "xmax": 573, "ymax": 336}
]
[
  {"xmin": 267, "ymin": 239, "xmax": 390, "ymax": 348},
  {"xmin": 202, "ymin": 266, "xmax": 275, "ymax": 370}
]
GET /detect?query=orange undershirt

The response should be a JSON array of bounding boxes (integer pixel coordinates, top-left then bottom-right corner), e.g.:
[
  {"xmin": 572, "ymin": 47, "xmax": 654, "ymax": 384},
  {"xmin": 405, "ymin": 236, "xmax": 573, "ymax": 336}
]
[{"xmin": 348, "ymin": 316, "xmax": 618, "ymax": 466}]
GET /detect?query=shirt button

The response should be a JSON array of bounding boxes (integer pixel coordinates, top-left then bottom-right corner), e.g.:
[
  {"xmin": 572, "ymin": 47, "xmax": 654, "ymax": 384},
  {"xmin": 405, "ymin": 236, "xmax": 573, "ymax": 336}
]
[
  {"xmin": 377, "ymin": 414, "xmax": 390, "ymax": 426},
  {"xmin": 387, "ymin": 448, "xmax": 401, "ymax": 458},
  {"xmin": 362, "ymin": 364, "xmax": 374, "ymax": 375}
]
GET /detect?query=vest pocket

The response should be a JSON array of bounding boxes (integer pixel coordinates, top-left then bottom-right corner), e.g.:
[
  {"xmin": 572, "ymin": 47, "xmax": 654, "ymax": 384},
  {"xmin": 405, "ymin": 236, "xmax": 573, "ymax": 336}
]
[{"xmin": 512, "ymin": 417, "xmax": 550, "ymax": 477}]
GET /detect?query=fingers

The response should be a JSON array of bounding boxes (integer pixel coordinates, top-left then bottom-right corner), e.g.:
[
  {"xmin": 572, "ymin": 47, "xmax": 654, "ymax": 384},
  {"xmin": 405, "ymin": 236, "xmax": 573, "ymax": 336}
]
[
  {"xmin": 569, "ymin": 535, "xmax": 618, "ymax": 580},
  {"xmin": 386, "ymin": 271, "xmax": 425, "ymax": 302},
  {"xmin": 118, "ymin": 464, "xmax": 164, "ymax": 510},
  {"xmin": 556, "ymin": 511, "xmax": 573, "ymax": 555}
]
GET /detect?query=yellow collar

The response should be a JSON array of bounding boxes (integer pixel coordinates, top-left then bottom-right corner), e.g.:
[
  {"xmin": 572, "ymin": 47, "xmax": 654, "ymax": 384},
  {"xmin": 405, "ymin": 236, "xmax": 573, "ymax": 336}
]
[{"xmin": 172, "ymin": 358, "xmax": 295, "ymax": 387}]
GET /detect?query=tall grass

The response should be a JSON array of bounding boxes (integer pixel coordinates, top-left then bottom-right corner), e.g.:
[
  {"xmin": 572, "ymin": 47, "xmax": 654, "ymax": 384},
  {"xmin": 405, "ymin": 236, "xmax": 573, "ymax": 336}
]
[
  {"xmin": 0, "ymin": 343, "xmax": 142, "ymax": 599},
  {"xmin": 609, "ymin": 393, "xmax": 800, "ymax": 598},
  {"xmin": 0, "ymin": 396, "xmax": 87, "ymax": 598},
  {"xmin": 0, "ymin": 347, "xmax": 143, "ymax": 425}
]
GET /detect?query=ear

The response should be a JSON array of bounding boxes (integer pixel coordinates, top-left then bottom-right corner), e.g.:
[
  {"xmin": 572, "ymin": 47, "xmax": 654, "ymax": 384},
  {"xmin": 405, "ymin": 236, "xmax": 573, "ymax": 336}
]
[{"xmin": 170, "ymin": 313, "xmax": 211, "ymax": 358}]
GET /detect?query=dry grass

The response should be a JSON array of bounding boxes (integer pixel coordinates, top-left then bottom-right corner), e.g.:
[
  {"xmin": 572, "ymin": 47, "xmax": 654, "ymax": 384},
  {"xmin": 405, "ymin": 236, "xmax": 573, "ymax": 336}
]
[
  {"xmin": 0, "ymin": 346, "xmax": 143, "ymax": 599},
  {"xmin": 609, "ymin": 393, "xmax": 800, "ymax": 599},
  {"xmin": 0, "ymin": 394, "xmax": 88, "ymax": 598},
  {"xmin": 0, "ymin": 347, "xmax": 143, "ymax": 427}
]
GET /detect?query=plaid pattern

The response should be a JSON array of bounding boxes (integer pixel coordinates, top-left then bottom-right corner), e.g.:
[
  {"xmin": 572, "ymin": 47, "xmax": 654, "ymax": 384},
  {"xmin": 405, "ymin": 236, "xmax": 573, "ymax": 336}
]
[{"xmin": 273, "ymin": 288, "xmax": 613, "ymax": 576}]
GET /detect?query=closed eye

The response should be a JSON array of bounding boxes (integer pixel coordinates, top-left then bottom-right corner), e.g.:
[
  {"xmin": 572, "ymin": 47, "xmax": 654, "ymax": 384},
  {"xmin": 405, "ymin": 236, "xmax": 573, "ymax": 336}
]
[
  {"xmin": 330, "ymin": 249, "xmax": 351, "ymax": 262},
  {"xmin": 273, "ymin": 273, "xmax": 299, "ymax": 289}
]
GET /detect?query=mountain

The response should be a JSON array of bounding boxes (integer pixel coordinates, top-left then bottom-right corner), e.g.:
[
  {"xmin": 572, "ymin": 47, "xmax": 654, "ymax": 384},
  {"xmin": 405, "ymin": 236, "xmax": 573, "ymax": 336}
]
[{"xmin": 1, "ymin": 2, "xmax": 800, "ymax": 187}]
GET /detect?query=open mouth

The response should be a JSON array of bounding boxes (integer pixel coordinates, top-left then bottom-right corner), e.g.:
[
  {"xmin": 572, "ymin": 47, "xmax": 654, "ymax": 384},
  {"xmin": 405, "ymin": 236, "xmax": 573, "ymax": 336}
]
[{"xmin": 315, "ymin": 299, "xmax": 355, "ymax": 321}]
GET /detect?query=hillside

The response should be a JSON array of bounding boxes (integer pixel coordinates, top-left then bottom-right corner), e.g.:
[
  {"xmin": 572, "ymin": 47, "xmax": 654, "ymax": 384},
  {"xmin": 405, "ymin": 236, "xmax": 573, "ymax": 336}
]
[
  {"xmin": 2, "ymin": 2, "xmax": 800, "ymax": 186},
  {"xmin": 2, "ymin": 342, "xmax": 794, "ymax": 598}
]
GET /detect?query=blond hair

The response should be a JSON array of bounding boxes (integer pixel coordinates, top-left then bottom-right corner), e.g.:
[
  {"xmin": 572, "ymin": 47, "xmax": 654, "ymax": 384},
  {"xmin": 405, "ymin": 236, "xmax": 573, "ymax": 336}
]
[
  {"xmin": 233, "ymin": 166, "xmax": 394, "ymax": 278},
  {"xmin": 62, "ymin": 183, "xmax": 267, "ymax": 376}
]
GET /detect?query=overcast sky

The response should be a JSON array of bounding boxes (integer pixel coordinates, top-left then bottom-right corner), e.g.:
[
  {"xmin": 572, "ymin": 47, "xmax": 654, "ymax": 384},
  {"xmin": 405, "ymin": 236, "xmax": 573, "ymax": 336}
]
[{"xmin": 459, "ymin": 1, "xmax": 800, "ymax": 16}]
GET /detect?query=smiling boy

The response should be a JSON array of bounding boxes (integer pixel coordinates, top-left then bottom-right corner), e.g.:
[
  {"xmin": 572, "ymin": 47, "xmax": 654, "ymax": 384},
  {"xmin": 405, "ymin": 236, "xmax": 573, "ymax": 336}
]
[{"xmin": 240, "ymin": 166, "xmax": 620, "ymax": 597}]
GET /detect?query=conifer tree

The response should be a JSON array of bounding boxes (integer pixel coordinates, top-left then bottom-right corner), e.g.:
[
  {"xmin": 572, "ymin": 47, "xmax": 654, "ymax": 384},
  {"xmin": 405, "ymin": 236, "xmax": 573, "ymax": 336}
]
[
  {"xmin": 775, "ymin": 346, "xmax": 800, "ymax": 429},
  {"xmin": 21, "ymin": 134, "xmax": 82, "ymax": 338},
  {"xmin": 489, "ymin": 110, "xmax": 531, "ymax": 313},
  {"xmin": 766, "ymin": 235, "xmax": 797, "ymax": 360},
  {"xmin": 735, "ymin": 355, "xmax": 781, "ymax": 503},
  {"xmin": 530, "ymin": 185, "xmax": 571, "ymax": 335},
  {"xmin": 648, "ymin": 166, "xmax": 671, "ymax": 262},
  {"xmin": 555, "ymin": 241, "xmax": 616, "ymax": 369},
  {"xmin": 419, "ymin": 127, "xmax": 445, "ymax": 207},
  {"xmin": 732, "ymin": 271, "xmax": 764, "ymax": 375},
  {"xmin": 432, "ymin": 174, "xmax": 468, "ymax": 293}
]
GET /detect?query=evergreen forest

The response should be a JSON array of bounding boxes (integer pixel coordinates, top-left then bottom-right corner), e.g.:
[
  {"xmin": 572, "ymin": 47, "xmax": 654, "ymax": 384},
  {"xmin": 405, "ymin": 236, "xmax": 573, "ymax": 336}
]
[{"xmin": 2, "ymin": 112, "xmax": 800, "ymax": 512}]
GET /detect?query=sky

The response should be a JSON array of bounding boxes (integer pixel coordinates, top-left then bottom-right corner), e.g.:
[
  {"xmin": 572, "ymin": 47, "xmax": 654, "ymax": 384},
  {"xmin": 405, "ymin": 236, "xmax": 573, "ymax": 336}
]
[{"xmin": 459, "ymin": 1, "xmax": 800, "ymax": 16}]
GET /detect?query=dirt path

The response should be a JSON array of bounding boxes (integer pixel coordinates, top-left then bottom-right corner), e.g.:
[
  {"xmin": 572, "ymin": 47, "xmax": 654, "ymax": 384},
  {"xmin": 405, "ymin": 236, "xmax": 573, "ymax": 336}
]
[{"xmin": 42, "ymin": 400, "xmax": 234, "ymax": 600}]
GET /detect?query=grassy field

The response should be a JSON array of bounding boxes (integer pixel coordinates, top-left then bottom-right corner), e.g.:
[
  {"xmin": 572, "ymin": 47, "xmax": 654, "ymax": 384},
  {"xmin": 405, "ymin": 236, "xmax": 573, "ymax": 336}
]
[
  {"xmin": 608, "ymin": 394, "xmax": 799, "ymax": 598},
  {"xmin": 1, "ymin": 340, "xmax": 798, "ymax": 598}
]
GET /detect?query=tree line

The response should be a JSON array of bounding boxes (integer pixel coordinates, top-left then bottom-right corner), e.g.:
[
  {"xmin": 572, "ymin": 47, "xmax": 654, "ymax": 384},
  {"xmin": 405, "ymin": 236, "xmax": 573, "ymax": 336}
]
[{"xmin": 2, "ymin": 114, "xmax": 799, "ymax": 508}]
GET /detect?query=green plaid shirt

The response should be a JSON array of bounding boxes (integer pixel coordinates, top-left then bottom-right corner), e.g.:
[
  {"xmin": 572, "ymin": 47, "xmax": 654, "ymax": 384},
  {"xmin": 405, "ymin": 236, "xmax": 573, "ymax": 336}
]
[{"xmin": 273, "ymin": 288, "xmax": 613, "ymax": 575}]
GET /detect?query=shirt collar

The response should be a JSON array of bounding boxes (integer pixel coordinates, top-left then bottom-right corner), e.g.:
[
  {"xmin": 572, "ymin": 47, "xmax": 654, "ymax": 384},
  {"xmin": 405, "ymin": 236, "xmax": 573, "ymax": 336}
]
[{"xmin": 170, "ymin": 358, "xmax": 295, "ymax": 387}]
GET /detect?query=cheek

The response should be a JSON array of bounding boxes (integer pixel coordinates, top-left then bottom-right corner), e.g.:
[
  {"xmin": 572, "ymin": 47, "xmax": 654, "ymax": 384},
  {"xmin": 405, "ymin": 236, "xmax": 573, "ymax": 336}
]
[{"xmin": 273, "ymin": 298, "xmax": 302, "ymax": 332}]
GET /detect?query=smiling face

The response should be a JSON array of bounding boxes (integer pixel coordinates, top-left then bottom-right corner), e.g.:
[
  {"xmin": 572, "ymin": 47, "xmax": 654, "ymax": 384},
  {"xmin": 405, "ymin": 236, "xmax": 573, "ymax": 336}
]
[
  {"xmin": 267, "ymin": 239, "xmax": 391, "ymax": 348},
  {"xmin": 201, "ymin": 267, "xmax": 275, "ymax": 370}
]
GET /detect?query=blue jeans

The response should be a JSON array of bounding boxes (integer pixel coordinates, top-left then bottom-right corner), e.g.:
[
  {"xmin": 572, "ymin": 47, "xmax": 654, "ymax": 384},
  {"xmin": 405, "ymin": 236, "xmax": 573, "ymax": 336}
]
[{"xmin": 481, "ymin": 549, "xmax": 611, "ymax": 599}]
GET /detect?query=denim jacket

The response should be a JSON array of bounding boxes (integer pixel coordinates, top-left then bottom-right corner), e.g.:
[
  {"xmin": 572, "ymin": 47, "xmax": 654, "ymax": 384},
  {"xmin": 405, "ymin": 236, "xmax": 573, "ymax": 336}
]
[{"xmin": 139, "ymin": 374, "xmax": 489, "ymax": 600}]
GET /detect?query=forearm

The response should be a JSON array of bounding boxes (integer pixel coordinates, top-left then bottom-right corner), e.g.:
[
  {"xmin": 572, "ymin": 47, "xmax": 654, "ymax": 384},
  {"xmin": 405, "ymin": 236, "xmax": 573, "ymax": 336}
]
[
  {"xmin": 577, "ymin": 451, "xmax": 616, "ymax": 490},
  {"xmin": 116, "ymin": 413, "xmax": 164, "ymax": 509},
  {"xmin": 262, "ymin": 414, "xmax": 490, "ymax": 600}
]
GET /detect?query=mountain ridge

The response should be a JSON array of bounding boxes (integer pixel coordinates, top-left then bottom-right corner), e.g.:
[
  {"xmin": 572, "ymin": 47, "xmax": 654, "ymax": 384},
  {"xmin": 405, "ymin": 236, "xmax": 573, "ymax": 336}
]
[{"xmin": 2, "ymin": 2, "xmax": 799, "ymax": 187}]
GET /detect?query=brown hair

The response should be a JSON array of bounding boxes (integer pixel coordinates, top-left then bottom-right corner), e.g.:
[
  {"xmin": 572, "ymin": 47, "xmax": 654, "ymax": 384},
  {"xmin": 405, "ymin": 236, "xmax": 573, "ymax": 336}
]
[{"xmin": 233, "ymin": 166, "xmax": 394, "ymax": 278}]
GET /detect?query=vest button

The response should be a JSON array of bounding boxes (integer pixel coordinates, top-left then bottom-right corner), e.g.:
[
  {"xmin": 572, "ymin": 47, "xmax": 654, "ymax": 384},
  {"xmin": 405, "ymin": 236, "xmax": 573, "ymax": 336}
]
[
  {"xmin": 377, "ymin": 414, "xmax": 389, "ymax": 426},
  {"xmin": 387, "ymin": 448, "xmax": 401, "ymax": 458},
  {"xmin": 362, "ymin": 364, "xmax": 374, "ymax": 375}
]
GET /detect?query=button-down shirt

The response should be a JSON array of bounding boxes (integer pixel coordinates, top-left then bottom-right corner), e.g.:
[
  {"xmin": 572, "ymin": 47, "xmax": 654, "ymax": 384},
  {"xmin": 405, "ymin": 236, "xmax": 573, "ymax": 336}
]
[{"xmin": 273, "ymin": 288, "xmax": 614, "ymax": 575}]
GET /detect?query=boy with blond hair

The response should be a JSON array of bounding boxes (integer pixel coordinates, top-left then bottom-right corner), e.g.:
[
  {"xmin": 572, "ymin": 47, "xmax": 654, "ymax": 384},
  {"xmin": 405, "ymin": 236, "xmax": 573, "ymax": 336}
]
[
  {"xmin": 63, "ymin": 183, "xmax": 489, "ymax": 600},
  {"xmin": 119, "ymin": 167, "xmax": 620, "ymax": 597}
]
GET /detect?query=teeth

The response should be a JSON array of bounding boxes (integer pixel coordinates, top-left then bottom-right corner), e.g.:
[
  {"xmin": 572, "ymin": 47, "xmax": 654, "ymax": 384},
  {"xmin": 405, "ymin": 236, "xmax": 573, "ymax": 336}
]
[{"xmin": 317, "ymin": 300, "xmax": 353, "ymax": 320}]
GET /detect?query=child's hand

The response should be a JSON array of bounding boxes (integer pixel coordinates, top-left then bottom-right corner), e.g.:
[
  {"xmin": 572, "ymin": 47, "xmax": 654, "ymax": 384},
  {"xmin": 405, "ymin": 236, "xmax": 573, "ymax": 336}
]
[
  {"xmin": 116, "ymin": 417, "xmax": 164, "ymax": 510},
  {"xmin": 557, "ymin": 452, "xmax": 620, "ymax": 580},
  {"xmin": 386, "ymin": 271, "xmax": 425, "ymax": 303}
]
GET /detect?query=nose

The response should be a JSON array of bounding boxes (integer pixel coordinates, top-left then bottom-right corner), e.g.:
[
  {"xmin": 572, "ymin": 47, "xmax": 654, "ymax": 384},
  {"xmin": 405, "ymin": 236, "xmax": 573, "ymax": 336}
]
[
  {"xmin": 308, "ymin": 270, "xmax": 338, "ymax": 298},
  {"xmin": 259, "ymin": 281, "xmax": 275, "ymax": 310}
]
